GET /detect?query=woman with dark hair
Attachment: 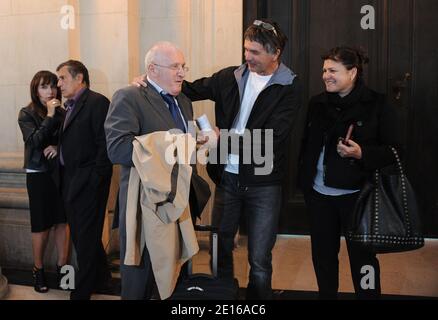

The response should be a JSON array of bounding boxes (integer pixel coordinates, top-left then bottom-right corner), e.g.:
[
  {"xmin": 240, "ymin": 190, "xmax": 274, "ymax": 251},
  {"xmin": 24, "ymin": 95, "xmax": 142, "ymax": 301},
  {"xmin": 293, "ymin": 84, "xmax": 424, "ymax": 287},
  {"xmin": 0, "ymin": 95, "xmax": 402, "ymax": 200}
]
[
  {"xmin": 18, "ymin": 70, "xmax": 69, "ymax": 293},
  {"xmin": 299, "ymin": 46, "xmax": 405, "ymax": 299}
]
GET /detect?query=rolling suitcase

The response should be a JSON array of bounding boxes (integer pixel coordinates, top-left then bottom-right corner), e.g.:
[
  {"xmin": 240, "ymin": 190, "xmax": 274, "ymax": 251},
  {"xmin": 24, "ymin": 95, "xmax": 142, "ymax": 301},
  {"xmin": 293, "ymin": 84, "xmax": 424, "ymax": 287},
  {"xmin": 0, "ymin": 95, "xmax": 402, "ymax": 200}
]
[{"xmin": 170, "ymin": 224, "xmax": 240, "ymax": 300}]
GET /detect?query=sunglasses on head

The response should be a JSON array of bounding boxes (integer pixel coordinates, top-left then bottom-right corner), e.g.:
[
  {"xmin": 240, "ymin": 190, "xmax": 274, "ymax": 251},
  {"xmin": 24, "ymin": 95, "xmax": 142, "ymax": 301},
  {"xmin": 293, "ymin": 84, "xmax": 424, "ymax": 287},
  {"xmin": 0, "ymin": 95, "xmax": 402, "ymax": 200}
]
[{"xmin": 253, "ymin": 20, "xmax": 278, "ymax": 37}]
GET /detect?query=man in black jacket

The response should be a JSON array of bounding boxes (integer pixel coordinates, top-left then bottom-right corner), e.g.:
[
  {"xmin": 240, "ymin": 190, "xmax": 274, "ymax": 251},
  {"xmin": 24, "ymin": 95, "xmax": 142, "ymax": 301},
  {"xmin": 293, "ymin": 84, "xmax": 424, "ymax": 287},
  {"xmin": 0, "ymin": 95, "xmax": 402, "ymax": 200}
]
[
  {"xmin": 193, "ymin": 20, "xmax": 300, "ymax": 299},
  {"xmin": 57, "ymin": 60, "xmax": 113, "ymax": 300}
]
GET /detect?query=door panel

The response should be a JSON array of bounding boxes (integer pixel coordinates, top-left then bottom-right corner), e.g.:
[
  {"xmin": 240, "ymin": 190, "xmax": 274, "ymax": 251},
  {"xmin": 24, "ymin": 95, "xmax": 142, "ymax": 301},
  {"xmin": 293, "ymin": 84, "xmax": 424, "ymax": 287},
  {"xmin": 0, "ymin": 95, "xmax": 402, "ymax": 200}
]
[{"xmin": 403, "ymin": 0, "xmax": 438, "ymax": 236}]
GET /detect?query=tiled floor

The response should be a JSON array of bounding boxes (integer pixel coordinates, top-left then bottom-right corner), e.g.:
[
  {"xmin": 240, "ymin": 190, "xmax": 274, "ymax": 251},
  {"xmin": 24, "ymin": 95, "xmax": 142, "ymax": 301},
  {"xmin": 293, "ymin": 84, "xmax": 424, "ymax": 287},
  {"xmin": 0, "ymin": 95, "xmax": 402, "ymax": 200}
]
[
  {"xmin": 2, "ymin": 236, "xmax": 438, "ymax": 300},
  {"xmin": 3, "ymin": 284, "xmax": 119, "ymax": 300},
  {"xmin": 193, "ymin": 235, "xmax": 438, "ymax": 298}
]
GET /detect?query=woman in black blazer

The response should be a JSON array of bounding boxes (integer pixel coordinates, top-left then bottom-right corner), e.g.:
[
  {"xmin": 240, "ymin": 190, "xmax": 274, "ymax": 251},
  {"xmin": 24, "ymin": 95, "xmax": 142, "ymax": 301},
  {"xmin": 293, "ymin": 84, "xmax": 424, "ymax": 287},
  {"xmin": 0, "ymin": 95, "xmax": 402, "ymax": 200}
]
[
  {"xmin": 299, "ymin": 47, "xmax": 405, "ymax": 299},
  {"xmin": 18, "ymin": 71, "xmax": 69, "ymax": 293}
]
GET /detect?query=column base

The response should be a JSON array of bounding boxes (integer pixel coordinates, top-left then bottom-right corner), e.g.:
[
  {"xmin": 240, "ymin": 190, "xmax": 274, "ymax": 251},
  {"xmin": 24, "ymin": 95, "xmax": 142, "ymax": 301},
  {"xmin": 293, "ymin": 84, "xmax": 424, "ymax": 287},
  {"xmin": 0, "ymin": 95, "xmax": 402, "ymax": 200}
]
[{"xmin": 0, "ymin": 267, "xmax": 8, "ymax": 299}]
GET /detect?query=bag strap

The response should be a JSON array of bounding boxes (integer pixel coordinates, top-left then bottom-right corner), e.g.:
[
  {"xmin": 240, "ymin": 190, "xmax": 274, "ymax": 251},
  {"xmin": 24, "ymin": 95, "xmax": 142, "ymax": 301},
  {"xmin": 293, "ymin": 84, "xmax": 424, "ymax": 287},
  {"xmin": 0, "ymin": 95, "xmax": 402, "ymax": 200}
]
[
  {"xmin": 389, "ymin": 146, "xmax": 404, "ymax": 177},
  {"xmin": 390, "ymin": 146, "xmax": 412, "ymax": 236}
]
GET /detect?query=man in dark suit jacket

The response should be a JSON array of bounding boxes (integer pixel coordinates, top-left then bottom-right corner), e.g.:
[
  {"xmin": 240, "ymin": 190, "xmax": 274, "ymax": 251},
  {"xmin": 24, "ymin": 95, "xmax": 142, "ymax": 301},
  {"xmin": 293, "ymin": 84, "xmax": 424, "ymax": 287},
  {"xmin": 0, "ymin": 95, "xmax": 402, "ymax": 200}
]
[
  {"xmin": 105, "ymin": 42, "xmax": 210, "ymax": 300},
  {"xmin": 56, "ymin": 60, "xmax": 113, "ymax": 300}
]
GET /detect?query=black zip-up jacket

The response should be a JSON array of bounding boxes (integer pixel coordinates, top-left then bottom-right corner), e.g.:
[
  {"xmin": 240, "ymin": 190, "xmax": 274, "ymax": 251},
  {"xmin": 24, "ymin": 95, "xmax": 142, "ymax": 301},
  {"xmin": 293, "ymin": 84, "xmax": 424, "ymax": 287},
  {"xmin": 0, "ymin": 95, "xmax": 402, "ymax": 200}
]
[
  {"xmin": 182, "ymin": 63, "xmax": 302, "ymax": 186},
  {"xmin": 298, "ymin": 83, "xmax": 405, "ymax": 193},
  {"xmin": 18, "ymin": 105, "xmax": 65, "ymax": 171}
]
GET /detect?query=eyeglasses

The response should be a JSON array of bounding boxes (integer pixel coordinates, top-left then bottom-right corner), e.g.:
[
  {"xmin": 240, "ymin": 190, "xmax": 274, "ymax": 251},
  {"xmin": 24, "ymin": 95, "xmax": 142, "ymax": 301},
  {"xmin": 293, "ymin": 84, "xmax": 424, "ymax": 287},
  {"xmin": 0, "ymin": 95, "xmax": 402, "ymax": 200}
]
[
  {"xmin": 253, "ymin": 20, "xmax": 278, "ymax": 37},
  {"xmin": 152, "ymin": 63, "xmax": 189, "ymax": 73}
]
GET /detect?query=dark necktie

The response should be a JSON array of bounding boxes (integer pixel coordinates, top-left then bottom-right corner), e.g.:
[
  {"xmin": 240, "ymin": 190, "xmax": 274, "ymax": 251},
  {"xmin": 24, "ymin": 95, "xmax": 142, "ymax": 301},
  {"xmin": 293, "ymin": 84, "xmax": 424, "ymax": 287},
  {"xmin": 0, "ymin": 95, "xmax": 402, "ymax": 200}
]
[
  {"xmin": 60, "ymin": 99, "xmax": 74, "ymax": 166},
  {"xmin": 63, "ymin": 99, "xmax": 75, "ymax": 130},
  {"xmin": 160, "ymin": 92, "xmax": 186, "ymax": 133}
]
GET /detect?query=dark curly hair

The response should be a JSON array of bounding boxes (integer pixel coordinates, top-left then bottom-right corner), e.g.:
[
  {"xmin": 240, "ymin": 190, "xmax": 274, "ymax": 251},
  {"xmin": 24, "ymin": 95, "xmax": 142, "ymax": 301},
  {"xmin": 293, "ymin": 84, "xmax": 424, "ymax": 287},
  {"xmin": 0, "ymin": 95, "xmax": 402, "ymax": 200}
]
[{"xmin": 322, "ymin": 46, "xmax": 369, "ymax": 80}]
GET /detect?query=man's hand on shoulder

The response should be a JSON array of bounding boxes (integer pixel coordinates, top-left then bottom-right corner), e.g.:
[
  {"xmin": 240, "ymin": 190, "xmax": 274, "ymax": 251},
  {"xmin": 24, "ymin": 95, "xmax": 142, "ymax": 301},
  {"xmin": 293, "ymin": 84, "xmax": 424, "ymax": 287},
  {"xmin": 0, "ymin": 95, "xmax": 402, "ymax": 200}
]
[{"xmin": 131, "ymin": 74, "xmax": 147, "ymax": 88}]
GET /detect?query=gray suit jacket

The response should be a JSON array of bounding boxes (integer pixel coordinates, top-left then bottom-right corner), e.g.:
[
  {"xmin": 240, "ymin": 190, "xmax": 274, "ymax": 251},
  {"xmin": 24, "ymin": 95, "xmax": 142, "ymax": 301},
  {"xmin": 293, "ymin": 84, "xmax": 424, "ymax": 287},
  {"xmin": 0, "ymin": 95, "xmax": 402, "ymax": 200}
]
[{"xmin": 104, "ymin": 84, "xmax": 209, "ymax": 251}]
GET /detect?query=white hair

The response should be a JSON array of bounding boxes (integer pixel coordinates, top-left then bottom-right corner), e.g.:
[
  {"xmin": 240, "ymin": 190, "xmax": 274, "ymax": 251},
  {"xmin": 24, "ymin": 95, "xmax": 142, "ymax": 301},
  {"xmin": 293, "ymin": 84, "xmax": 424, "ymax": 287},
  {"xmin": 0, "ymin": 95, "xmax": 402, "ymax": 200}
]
[{"xmin": 144, "ymin": 41, "xmax": 181, "ymax": 72}]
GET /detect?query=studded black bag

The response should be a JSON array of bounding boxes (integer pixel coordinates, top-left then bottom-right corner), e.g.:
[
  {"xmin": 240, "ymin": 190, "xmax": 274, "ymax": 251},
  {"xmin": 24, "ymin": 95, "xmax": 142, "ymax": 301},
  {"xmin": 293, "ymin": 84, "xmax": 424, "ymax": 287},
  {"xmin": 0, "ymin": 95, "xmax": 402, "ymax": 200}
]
[{"xmin": 347, "ymin": 147, "xmax": 424, "ymax": 253}]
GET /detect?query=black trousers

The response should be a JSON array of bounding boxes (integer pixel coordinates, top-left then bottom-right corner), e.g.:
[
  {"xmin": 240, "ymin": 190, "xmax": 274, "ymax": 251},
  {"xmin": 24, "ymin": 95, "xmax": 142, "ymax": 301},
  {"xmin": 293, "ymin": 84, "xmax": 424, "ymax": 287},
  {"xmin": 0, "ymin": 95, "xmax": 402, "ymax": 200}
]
[
  {"xmin": 119, "ymin": 201, "xmax": 155, "ymax": 300},
  {"xmin": 61, "ymin": 168, "xmax": 112, "ymax": 300},
  {"xmin": 305, "ymin": 189, "xmax": 381, "ymax": 299}
]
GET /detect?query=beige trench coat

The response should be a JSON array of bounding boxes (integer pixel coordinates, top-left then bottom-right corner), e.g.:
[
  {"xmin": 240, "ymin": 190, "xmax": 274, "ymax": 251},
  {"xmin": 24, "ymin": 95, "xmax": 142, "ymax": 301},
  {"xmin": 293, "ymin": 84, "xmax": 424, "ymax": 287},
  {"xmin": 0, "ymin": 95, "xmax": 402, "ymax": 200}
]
[{"xmin": 124, "ymin": 131, "xmax": 199, "ymax": 299}]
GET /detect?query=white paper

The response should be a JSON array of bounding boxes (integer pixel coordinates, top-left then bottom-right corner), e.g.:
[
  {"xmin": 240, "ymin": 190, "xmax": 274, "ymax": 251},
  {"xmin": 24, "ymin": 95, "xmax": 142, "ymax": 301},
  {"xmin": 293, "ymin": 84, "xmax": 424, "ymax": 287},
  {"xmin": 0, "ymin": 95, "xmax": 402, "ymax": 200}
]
[{"xmin": 196, "ymin": 114, "xmax": 213, "ymax": 132}]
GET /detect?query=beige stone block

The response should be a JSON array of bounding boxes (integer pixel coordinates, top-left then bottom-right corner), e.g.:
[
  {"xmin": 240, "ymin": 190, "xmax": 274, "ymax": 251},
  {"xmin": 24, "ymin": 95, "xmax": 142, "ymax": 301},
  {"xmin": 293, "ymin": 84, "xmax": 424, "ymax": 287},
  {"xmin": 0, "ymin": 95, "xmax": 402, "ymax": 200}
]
[
  {"xmin": 16, "ymin": 87, "xmax": 29, "ymax": 152},
  {"xmin": 166, "ymin": 0, "xmax": 189, "ymax": 18},
  {"xmin": 215, "ymin": 0, "xmax": 242, "ymax": 14},
  {"xmin": 88, "ymin": 82, "xmax": 110, "ymax": 101},
  {"xmin": 14, "ymin": 13, "xmax": 69, "ymax": 85},
  {"xmin": 127, "ymin": 1, "xmax": 140, "ymax": 80},
  {"xmin": 11, "ymin": 0, "xmax": 66, "ymax": 15},
  {"xmin": 140, "ymin": 17, "xmax": 170, "ymax": 44},
  {"xmin": 139, "ymin": 18, "xmax": 171, "ymax": 65},
  {"xmin": 0, "ymin": 16, "xmax": 18, "ymax": 85},
  {"xmin": 0, "ymin": 0, "xmax": 12, "ymax": 16},
  {"xmin": 0, "ymin": 86, "xmax": 18, "ymax": 152},
  {"xmin": 169, "ymin": 16, "xmax": 190, "ymax": 49},
  {"xmin": 79, "ymin": 0, "xmax": 127, "ymax": 15},
  {"xmin": 79, "ymin": 13, "xmax": 129, "ymax": 87},
  {"xmin": 90, "ymin": 82, "xmax": 127, "ymax": 101},
  {"xmin": 140, "ymin": 17, "xmax": 189, "ymax": 52},
  {"xmin": 15, "ymin": 85, "xmax": 29, "ymax": 111},
  {"xmin": 140, "ymin": 0, "xmax": 167, "ymax": 19},
  {"xmin": 214, "ymin": 13, "xmax": 243, "ymax": 66}
]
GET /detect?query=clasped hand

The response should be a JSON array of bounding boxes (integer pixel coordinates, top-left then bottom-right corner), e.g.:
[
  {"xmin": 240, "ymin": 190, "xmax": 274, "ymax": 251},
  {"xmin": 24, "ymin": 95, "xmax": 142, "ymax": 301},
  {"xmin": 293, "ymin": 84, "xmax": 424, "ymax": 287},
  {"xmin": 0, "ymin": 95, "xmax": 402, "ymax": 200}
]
[
  {"xmin": 336, "ymin": 139, "xmax": 362, "ymax": 159},
  {"xmin": 43, "ymin": 145, "xmax": 57, "ymax": 159}
]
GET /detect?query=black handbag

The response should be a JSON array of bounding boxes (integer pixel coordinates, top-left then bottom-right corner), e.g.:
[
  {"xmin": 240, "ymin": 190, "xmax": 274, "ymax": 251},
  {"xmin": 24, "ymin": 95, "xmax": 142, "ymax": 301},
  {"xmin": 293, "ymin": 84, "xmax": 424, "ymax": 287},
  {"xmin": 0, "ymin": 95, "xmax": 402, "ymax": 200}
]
[{"xmin": 347, "ymin": 147, "xmax": 424, "ymax": 253}]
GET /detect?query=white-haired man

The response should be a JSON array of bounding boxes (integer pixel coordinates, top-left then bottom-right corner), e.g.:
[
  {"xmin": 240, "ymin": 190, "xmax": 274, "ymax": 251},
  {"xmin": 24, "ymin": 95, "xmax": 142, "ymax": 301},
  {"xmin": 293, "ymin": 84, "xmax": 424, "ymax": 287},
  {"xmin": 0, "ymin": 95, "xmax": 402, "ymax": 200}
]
[{"xmin": 105, "ymin": 42, "xmax": 210, "ymax": 299}]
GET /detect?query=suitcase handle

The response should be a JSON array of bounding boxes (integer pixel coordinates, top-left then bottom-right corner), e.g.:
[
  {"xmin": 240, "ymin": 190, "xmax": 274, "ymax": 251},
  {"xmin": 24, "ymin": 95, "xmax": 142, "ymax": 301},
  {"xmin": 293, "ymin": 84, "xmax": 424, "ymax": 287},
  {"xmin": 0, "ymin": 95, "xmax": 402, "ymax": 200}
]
[
  {"xmin": 188, "ymin": 224, "xmax": 218, "ymax": 277},
  {"xmin": 194, "ymin": 224, "xmax": 218, "ymax": 233}
]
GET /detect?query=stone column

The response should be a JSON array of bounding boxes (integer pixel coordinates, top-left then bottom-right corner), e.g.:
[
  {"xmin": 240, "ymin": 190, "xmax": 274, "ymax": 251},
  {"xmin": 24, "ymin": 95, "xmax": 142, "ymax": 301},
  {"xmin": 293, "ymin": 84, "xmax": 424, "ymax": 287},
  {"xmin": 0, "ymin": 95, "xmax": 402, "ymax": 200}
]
[
  {"xmin": 0, "ymin": 0, "xmax": 70, "ymax": 154},
  {"xmin": 188, "ymin": 0, "xmax": 243, "ymax": 225},
  {"xmin": 0, "ymin": 266, "xmax": 8, "ymax": 299},
  {"xmin": 66, "ymin": 0, "xmax": 141, "ymax": 254}
]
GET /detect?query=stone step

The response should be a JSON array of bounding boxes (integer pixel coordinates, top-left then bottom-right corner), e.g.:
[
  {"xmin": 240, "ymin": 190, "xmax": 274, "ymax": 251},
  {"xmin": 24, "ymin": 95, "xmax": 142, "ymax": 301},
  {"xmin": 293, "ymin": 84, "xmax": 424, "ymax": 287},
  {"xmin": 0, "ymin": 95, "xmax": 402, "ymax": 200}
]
[
  {"xmin": 0, "ymin": 171, "xmax": 26, "ymax": 189},
  {"xmin": 0, "ymin": 188, "xmax": 28, "ymax": 209},
  {"xmin": 0, "ymin": 152, "xmax": 23, "ymax": 171},
  {"xmin": 0, "ymin": 152, "xmax": 25, "ymax": 189},
  {"xmin": 0, "ymin": 152, "xmax": 117, "ymax": 271},
  {"xmin": 0, "ymin": 153, "xmax": 32, "ymax": 274},
  {"xmin": 0, "ymin": 206, "xmax": 63, "ymax": 270},
  {"xmin": 0, "ymin": 270, "xmax": 8, "ymax": 299}
]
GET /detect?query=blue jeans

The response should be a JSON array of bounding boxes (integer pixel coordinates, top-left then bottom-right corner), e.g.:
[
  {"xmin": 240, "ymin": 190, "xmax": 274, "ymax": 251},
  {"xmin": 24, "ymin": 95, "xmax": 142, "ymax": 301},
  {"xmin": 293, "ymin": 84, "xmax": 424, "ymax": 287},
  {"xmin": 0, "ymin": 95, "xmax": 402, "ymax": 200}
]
[{"xmin": 212, "ymin": 171, "xmax": 281, "ymax": 300}]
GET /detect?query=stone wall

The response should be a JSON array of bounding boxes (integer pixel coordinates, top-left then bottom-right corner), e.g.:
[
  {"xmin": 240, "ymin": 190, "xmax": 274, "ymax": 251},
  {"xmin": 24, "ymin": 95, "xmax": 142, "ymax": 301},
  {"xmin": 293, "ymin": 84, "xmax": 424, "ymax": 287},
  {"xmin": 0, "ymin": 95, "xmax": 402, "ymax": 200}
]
[
  {"xmin": 0, "ymin": 0, "xmax": 69, "ymax": 153},
  {"xmin": 0, "ymin": 0, "xmax": 242, "ymax": 152}
]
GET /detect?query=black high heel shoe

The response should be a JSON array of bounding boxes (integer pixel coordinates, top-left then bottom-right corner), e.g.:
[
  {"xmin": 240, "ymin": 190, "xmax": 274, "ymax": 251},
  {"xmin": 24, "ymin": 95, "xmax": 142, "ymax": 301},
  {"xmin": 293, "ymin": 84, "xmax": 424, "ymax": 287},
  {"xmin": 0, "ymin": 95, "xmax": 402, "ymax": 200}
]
[{"xmin": 32, "ymin": 266, "xmax": 48, "ymax": 293}]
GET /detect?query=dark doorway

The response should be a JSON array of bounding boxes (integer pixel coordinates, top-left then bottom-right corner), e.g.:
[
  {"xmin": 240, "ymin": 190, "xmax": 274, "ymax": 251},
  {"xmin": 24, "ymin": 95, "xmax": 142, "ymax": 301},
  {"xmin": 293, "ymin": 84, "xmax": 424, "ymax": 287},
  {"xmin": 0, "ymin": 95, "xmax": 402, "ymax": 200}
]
[{"xmin": 244, "ymin": 0, "xmax": 438, "ymax": 237}]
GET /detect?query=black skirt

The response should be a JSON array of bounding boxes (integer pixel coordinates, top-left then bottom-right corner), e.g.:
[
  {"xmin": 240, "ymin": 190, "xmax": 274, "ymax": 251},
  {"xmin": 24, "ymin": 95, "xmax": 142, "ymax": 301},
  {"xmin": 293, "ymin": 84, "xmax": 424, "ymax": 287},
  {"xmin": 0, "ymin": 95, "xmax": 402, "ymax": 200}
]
[{"xmin": 26, "ymin": 172, "xmax": 66, "ymax": 232}]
